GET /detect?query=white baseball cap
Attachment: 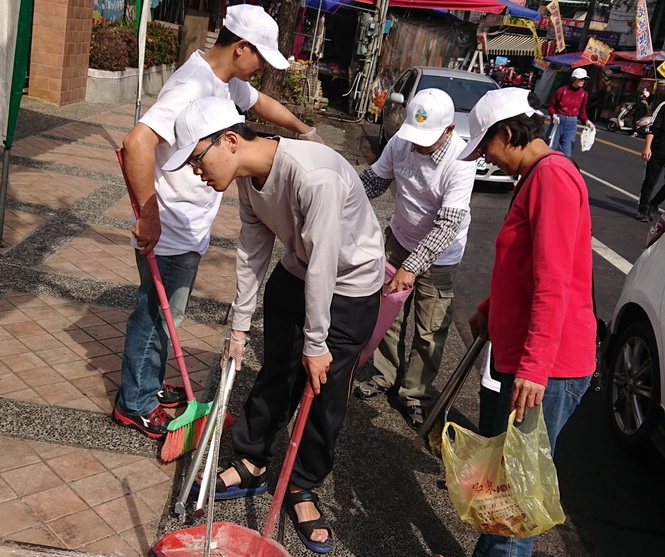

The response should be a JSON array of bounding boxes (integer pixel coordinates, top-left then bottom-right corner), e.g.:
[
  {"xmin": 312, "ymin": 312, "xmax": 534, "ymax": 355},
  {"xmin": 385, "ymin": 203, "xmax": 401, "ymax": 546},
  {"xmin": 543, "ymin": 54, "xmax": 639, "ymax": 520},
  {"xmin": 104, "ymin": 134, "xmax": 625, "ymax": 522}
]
[
  {"xmin": 163, "ymin": 97, "xmax": 245, "ymax": 171},
  {"xmin": 223, "ymin": 4, "xmax": 289, "ymax": 70},
  {"xmin": 396, "ymin": 88, "xmax": 455, "ymax": 147},
  {"xmin": 571, "ymin": 68, "xmax": 589, "ymax": 80},
  {"xmin": 457, "ymin": 88, "xmax": 536, "ymax": 161}
]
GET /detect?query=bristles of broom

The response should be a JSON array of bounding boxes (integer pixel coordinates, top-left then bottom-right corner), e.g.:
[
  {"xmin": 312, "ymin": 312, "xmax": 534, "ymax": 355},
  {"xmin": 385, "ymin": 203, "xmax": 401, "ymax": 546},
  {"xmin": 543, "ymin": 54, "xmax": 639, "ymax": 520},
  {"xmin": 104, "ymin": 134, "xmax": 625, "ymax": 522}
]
[
  {"xmin": 160, "ymin": 411, "xmax": 236, "ymax": 463},
  {"xmin": 161, "ymin": 415, "xmax": 207, "ymax": 463}
]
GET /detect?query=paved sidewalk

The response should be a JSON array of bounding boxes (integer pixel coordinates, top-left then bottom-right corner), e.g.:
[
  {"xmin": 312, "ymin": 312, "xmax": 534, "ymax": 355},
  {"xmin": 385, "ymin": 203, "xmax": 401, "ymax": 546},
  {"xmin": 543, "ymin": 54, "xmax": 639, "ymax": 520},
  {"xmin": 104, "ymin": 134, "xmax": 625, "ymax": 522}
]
[{"xmin": 0, "ymin": 96, "xmax": 482, "ymax": 557}]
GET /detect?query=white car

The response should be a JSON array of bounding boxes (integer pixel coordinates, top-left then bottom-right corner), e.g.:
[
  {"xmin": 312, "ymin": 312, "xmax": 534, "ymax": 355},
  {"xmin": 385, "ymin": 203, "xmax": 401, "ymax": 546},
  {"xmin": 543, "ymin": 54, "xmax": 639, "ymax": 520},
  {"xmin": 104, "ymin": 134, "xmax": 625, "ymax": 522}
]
[
  {"xmin": 379, "ymin": 66, "xmax": 514, "ymax": 186},
  {"xmin": 605, "ymin": 215, "xmax": 665, "ymax": 456}
]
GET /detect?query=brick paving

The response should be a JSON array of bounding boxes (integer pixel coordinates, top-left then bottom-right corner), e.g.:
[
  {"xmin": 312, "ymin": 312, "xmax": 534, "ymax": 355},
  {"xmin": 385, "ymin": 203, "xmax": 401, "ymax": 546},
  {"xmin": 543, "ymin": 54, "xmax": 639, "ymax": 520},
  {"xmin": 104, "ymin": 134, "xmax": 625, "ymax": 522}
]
[{"xmin": 0, "ymin": 96, "xmax": 234, "ymax": 554}]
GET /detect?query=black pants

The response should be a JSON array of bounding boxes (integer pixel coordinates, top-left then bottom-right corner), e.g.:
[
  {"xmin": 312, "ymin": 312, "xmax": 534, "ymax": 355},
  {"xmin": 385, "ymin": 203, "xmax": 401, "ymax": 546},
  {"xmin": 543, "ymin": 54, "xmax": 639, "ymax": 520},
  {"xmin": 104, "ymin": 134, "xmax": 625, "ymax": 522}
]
[
  {"xmin": 638, "ymin": 154, "xmax": 665, "ymax": 212},
  {"xmin": 232, "ymin": 263, "xmax": 381, "ymax": 489}
]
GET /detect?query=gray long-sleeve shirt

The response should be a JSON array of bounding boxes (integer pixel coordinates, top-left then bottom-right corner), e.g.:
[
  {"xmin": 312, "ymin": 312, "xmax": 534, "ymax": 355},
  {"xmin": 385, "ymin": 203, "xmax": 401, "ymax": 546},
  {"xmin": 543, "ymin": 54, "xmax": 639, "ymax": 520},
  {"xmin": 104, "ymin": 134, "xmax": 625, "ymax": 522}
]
[{"xmin": 231, "ymin": 138, "xmax": 385, "ymax": 356}]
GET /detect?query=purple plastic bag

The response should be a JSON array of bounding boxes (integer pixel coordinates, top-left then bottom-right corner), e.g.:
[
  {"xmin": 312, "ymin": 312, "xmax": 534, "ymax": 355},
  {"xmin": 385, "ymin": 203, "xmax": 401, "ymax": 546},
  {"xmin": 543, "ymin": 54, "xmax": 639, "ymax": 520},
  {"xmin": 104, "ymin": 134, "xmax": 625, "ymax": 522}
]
[{"xmin": 358, "ymin": 263, "xmax": 413, "ymax": 366}]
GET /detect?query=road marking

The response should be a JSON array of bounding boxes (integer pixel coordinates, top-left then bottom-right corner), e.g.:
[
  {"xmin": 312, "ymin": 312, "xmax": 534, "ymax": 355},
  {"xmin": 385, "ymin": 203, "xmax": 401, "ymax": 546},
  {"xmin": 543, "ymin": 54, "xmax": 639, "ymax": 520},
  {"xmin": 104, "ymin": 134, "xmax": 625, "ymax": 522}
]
[
  {"xmin": 592, "ymin": 237, "xmax": 633, "ymax": 275},
  {"xmin": 580, "ymin": 170, "xmax": 639, "ymax": 201},
  {"xmin": 578, "ymin": 171, "xmax": 638, "ymax": 274},
  {"xmin": 593, "ymin": 137, "xmax": 642, "ymax": 156}
]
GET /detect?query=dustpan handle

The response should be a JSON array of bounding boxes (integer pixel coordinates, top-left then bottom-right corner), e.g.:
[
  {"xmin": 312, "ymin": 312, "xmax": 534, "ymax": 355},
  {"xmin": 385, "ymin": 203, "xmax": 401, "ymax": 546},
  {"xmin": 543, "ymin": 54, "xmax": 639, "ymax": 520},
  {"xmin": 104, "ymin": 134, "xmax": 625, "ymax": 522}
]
[
  {"xmin": 262, "ymin": 382, "xmax": 315, "ymax": 540},
  {"xmin": 115, "ymin": 149, "xmax": 195, "ymax": 402}
]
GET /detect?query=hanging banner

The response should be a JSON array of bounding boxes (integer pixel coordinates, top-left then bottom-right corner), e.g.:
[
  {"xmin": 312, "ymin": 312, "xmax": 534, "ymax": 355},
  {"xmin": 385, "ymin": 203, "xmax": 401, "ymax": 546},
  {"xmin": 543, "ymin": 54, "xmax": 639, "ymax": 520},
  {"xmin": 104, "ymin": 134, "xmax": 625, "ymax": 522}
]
[
  {"xmin": 524, "ymin": 19, "xmax": 543, "ymax": 59},
  {"xmin": 1, "ymin": 0, "xmax": 33, "ymax": 149},
  {"xmin": 636, "ymin": 0, "xmax": 653, "ymax": 60},
  {"xmin": 581, "ymin": 37, "xmax": 613, "ymax": 66},
  {"xmin": 546, "ymin": 1, "xmax": 566, "ymax": 53}
]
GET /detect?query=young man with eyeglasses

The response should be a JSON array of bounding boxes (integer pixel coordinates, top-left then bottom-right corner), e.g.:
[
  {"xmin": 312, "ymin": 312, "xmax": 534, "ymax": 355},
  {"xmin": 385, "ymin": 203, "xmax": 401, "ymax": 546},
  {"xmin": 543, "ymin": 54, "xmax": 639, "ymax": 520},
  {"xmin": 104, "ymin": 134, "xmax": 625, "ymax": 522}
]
[
  {"xmin": 163, "ymin": 97, "xmax": 384, "ymax": 553},
  {"xmin": 114, "ymin": 4, "xmax": 322, "ymax": 439},
  {"xmin": 353, "ymin": 88, "xmax": 476, "ymax": 431}
]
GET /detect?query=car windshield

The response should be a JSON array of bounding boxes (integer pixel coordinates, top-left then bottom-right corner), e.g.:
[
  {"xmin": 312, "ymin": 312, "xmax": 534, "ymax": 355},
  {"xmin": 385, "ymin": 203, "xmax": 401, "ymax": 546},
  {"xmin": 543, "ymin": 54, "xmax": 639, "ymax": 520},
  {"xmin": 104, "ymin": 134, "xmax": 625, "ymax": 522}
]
[{"xmin": 416, "ymin": 75, "xmax": 498, "ymax": 112}]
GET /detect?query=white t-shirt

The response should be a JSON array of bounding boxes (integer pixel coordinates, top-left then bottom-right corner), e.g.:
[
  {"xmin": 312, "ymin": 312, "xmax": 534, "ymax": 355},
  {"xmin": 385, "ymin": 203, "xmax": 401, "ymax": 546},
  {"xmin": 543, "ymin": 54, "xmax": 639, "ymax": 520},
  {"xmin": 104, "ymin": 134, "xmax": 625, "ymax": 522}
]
[
  {"xmin": 371, "ymin": 132, "xmax": 475, "ymax": 266},
  {"xmin": 137, "ymin": 50, "xmax": 258, "ymax": 256}
]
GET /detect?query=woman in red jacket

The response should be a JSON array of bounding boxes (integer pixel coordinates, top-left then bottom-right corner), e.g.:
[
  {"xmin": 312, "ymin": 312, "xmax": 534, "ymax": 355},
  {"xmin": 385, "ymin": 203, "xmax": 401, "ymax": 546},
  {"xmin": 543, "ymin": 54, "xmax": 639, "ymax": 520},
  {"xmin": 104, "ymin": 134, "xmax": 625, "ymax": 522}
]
[{"xmin": 458, "ymin": 88, "xmax": 596, "ymax": 557}]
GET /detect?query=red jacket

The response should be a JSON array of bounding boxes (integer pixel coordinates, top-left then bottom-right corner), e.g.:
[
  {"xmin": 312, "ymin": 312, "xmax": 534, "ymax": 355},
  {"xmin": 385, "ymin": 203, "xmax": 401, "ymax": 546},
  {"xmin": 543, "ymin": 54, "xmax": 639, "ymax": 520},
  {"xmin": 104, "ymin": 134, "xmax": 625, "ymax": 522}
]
[
  {"xmin": 478, "ymin": 154, "xmax": 596, "ymax": 385},
  {"xmin": 548, "ymin": 85, "xmax": 589, "ymax": 124}
]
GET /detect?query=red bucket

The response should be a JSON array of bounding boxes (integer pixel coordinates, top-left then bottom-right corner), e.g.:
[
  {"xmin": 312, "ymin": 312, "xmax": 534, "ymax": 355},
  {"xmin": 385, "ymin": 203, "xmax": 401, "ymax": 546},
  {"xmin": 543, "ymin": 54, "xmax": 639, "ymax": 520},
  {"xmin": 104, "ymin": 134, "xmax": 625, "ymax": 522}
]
[{"xmin": 152, "ymin": 521, "xmax": 290, "ymax": 557}]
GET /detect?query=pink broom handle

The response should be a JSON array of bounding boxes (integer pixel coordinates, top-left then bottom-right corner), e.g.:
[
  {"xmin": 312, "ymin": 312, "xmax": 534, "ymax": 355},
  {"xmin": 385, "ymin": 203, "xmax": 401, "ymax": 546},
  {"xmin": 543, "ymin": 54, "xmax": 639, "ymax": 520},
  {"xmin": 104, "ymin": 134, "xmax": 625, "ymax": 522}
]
[
  {"xmin": 115, "ymin": 149, "xmax": 195, "ymax": 403},
  {"xmin": 262, "ymin": 382, "xmax": 315, "ymax": 539}
]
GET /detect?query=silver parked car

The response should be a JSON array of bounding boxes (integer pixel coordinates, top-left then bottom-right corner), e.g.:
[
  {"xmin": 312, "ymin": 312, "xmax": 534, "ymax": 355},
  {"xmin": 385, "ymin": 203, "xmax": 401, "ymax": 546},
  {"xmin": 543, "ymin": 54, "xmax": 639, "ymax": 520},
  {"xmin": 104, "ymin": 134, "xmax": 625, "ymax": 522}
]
[
  {"xmin": 380, "ymin": 67, "xmax": 513, "ymax": 185},
  {"xmin": 604, "ymin": 215, "xmax": 665, "ymax": 457}
]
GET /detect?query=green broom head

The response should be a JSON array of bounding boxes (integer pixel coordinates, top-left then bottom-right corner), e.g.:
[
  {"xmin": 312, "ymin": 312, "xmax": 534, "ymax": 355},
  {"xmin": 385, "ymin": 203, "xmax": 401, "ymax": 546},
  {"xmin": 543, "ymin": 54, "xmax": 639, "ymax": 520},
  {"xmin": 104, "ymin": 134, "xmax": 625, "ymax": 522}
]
[{"xmin": 167, "ymin": 399, "xmax": 213, "ymax": 431}]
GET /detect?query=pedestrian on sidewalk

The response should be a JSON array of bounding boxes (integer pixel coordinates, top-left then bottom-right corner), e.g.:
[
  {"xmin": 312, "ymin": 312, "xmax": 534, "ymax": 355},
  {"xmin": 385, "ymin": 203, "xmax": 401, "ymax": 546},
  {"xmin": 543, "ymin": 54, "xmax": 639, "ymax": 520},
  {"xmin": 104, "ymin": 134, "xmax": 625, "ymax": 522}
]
[
  {"xmin": 353, "ymin": 88, "xmax": 476, "ymax": 431},
  {"xmin": 635, "ymin": 99, "xmax": 665, "ymax": 222},
  {"xmin": 460, "ymin": 88, "xmax": 596, "ymax": 557},
  {"xmin": 546, "ymin": 67, "xmax": 594, "ymax": 158},
  {"xmin": 164, "ymin": 96, "xmax": 384, "ymax": 553},
  {"xmin": 113, "ymin": 4, "xmax": 322, "ymax": 439}
]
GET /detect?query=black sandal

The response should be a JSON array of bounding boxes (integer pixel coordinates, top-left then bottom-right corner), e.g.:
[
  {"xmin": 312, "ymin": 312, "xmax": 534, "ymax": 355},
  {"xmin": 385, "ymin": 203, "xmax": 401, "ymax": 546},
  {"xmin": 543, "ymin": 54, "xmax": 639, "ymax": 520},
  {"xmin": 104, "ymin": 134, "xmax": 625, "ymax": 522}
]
[
  {"xmin": 283, "ymin": 490, "xmax": 334, "ymax": 554},
  {"xmin": 192, "ymin": 458, "xmax": 268, "ymax": 501}
]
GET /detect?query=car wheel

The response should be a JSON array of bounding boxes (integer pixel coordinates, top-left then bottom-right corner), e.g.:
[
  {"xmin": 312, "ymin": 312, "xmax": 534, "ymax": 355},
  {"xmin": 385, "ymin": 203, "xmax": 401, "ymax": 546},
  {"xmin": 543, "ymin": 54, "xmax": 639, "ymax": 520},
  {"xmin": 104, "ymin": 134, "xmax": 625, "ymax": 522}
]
[{"xmin": 607, "ymin": 321, "xmax": 661, "ymax": 453}]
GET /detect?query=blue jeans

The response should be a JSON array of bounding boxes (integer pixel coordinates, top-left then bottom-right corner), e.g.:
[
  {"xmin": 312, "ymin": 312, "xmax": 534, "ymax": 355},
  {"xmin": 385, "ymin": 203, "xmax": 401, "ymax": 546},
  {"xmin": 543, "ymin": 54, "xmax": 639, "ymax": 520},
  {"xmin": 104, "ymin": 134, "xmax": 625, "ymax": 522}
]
[
  {"xmin": 547, "ymin": 114, "xmax": 578, "ymax": 158},
  {"xmin": 472, "ymin": 372, "xmax": 592, "ymax": 557},
  {"xmin": 117, "ymin": 250, "xmax": 201, "ymax": 416}
]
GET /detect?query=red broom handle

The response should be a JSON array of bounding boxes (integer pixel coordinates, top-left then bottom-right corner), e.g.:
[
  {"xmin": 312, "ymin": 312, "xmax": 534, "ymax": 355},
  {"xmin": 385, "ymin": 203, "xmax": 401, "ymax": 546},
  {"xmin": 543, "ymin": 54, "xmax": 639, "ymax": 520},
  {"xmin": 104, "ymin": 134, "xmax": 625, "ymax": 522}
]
[
  {"xmin": 115, "ymin": 149, "xmax": 195, "ymax": 403},
  {"xmin": 262, "ymin": 382, "xmax": 315, "ymax": 540}
]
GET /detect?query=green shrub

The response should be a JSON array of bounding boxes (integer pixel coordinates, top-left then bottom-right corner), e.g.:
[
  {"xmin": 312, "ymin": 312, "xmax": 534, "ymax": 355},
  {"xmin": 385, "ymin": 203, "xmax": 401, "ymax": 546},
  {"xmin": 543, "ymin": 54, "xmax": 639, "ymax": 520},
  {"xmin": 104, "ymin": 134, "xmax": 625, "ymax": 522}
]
[{"xmin": 89, "ymin": 17, "xmax": 178, "ymax": 71}]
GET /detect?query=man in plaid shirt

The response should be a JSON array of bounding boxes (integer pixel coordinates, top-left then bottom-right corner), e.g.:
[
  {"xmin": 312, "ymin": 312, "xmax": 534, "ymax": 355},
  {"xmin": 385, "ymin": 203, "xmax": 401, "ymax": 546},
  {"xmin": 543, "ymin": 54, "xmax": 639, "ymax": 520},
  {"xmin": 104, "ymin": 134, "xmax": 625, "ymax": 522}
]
[{"xmin": 354, "ymin": 88, "xmax": 476, "ymax": 430}]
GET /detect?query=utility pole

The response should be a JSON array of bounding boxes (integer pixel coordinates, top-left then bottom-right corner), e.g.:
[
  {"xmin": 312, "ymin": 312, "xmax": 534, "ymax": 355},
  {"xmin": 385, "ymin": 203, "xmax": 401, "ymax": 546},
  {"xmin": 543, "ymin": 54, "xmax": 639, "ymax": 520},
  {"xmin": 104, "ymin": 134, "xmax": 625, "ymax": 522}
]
[{"xmin": 578, "ymin": 0, "xmax": 598, "ymax": 51}]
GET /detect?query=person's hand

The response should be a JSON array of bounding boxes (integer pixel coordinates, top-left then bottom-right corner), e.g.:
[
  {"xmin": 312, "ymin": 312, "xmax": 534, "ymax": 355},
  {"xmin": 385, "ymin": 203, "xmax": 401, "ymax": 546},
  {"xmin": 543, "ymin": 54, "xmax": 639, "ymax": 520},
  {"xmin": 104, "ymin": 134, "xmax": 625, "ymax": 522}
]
[
  {"xmin": 229, "ymin": 330, "xmax": 247, "ymax": 371},
  {"xmin": 511, "ymin": 377, "xmax": 545, "ymax": 422},
  {"xmin": 302, "ymin": 351, "xmax": 332, "ymax": 395},
  {"xmin": 307, "ymin": 132, "xmax": 325, "ymax": 144},
  {"xmin": 133, "ymin": 197, "xmax": 161, "ymax": 254},
  {"xmin": 299, "ymin": 127, "xmax": 324, "ymax": 144},
  {"xmin": 387, "ymin": 267, "xmax": 415, "ymax": 293},
  {"xmin": 552, "ymin": 115, "xmax": 560, "ymax": 125},
  {"xmin": 586, "ymin": 121, "xmax": 595, "ymax": 130},
  {"xmin": 469, "ymin": 310, "xmax": 488, "ymax": 341},
  {"xmin": 642, "ymin": 147, "xmax": 652, "ymax": 161}
]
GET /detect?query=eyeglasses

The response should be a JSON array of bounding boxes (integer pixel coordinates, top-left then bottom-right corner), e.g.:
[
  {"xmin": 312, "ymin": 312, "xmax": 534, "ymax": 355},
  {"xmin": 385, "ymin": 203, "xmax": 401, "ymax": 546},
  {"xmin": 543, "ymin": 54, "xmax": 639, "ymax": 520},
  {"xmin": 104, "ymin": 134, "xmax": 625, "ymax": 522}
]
[{"xmin": 187, "ymin": 135, "xmax": 222, "ymax": 168}]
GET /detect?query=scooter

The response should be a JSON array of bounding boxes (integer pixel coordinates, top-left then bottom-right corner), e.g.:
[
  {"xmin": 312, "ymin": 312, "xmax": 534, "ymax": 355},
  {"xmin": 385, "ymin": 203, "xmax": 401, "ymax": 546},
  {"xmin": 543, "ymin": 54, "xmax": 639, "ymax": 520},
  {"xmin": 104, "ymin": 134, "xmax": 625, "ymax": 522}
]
[{"xmin": 607, "ymin": 102, "xmax": 651, "ymax": 135}]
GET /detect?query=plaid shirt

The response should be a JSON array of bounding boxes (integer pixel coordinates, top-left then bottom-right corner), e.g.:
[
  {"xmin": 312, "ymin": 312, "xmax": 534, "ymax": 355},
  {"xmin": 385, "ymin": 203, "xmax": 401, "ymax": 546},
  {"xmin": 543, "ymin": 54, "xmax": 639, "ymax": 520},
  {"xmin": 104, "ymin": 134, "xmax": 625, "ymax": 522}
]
[{"xmin": 360, "ymin": 137, "xmax": 468, "ymax": 275}]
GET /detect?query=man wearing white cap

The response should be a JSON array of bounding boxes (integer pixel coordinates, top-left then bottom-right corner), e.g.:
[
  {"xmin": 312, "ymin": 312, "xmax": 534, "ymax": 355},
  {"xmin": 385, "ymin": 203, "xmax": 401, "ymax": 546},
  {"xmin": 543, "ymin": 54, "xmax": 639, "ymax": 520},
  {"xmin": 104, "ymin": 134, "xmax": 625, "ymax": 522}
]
[
  {"xmin": 163, "ymin": 97, "xmax": 384, "ymax": 553},
  {"xmin": 353, "ymin": 88, "xmax": 476, "ymax": 431},
  {"xmin": 114, "ymin": 4, "xmax": 322, "ymax": 439},
  {"xmin": 546, "ymin": 67, "xmax": 594, "ymax": 158}
]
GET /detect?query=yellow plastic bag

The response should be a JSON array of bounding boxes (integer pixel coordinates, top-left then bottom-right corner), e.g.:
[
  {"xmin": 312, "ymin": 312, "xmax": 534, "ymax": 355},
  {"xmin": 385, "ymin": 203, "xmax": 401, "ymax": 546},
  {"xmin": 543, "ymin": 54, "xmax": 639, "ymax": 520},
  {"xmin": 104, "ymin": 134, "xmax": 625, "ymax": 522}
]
[{"xmin": 441, "ymin": 405, "xmax": 565, "ymax": 538}]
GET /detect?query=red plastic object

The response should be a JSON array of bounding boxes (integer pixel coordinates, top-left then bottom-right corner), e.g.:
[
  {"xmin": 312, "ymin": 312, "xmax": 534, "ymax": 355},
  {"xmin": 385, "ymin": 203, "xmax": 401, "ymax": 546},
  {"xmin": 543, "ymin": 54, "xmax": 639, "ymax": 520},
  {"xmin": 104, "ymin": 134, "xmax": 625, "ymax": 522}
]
[
  {"xmin": 151, "ymin": 521, "xmax": 289, "ymax": 556},
  {"xmin": 152, "ymin": 383, "xmax": 315, "ymax": 557}
]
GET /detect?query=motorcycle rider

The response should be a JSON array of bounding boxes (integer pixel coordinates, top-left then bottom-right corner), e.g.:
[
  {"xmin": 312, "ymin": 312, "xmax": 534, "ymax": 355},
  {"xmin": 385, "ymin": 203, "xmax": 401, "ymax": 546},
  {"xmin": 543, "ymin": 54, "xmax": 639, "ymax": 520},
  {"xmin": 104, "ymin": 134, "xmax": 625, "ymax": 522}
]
[{"xmin": 632, "ymin": 90, "xmax": 651, "ymax": 137}]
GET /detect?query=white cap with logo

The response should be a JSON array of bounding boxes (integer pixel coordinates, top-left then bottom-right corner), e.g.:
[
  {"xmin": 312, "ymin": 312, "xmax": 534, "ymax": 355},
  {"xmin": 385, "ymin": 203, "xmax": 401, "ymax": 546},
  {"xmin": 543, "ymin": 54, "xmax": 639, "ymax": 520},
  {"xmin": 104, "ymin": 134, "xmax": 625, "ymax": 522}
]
[
  {"xmin": 571, "ymin": 67, "xmax": 589, "ymax": 80},
  {"xmin": 396, "ymin": 88, "xmax": 455, "ymax": 147},
  {"xmin": 163, "ymin": 97, "xmax": 245, "ymax": 171},
  {"xmin": 457, "ymin": 88, "xmax": 536, "ymax": 161},
  {"xmin": 224, "ymin": 4, "xmax": 289, "ymax": 70}
]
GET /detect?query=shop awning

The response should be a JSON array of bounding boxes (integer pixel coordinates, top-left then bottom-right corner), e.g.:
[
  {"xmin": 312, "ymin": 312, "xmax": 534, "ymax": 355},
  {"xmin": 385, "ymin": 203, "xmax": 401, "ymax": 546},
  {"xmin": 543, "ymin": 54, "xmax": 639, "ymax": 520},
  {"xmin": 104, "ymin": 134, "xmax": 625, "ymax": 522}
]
[
  {"xmin": 487, "ymin": 33, "xmax": 545, "ymax": 56},
  {"xmin": 353, "ymin": 0, "xmax": 541, "ymax": 20},
  {"xmin": 611, "ymin": 50, "xmax": 665, "ymax": 63}
]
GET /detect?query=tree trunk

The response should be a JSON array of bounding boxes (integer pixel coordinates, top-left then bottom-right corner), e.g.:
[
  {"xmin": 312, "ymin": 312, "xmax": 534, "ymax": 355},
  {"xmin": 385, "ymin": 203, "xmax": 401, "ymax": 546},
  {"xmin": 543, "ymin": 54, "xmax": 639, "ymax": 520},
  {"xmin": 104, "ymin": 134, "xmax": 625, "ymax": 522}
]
[{"xmin": 260, "ymin": 0, "xmax": 300, "ymax": 100}]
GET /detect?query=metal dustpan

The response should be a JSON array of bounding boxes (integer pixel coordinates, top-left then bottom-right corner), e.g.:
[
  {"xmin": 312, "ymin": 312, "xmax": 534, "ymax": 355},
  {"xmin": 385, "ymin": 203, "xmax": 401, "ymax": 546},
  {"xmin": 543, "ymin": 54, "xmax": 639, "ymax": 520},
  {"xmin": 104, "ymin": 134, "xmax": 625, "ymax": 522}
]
[{"xmin": 152, "ymin": 383, "xmax": 315, "ymax": 557}]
